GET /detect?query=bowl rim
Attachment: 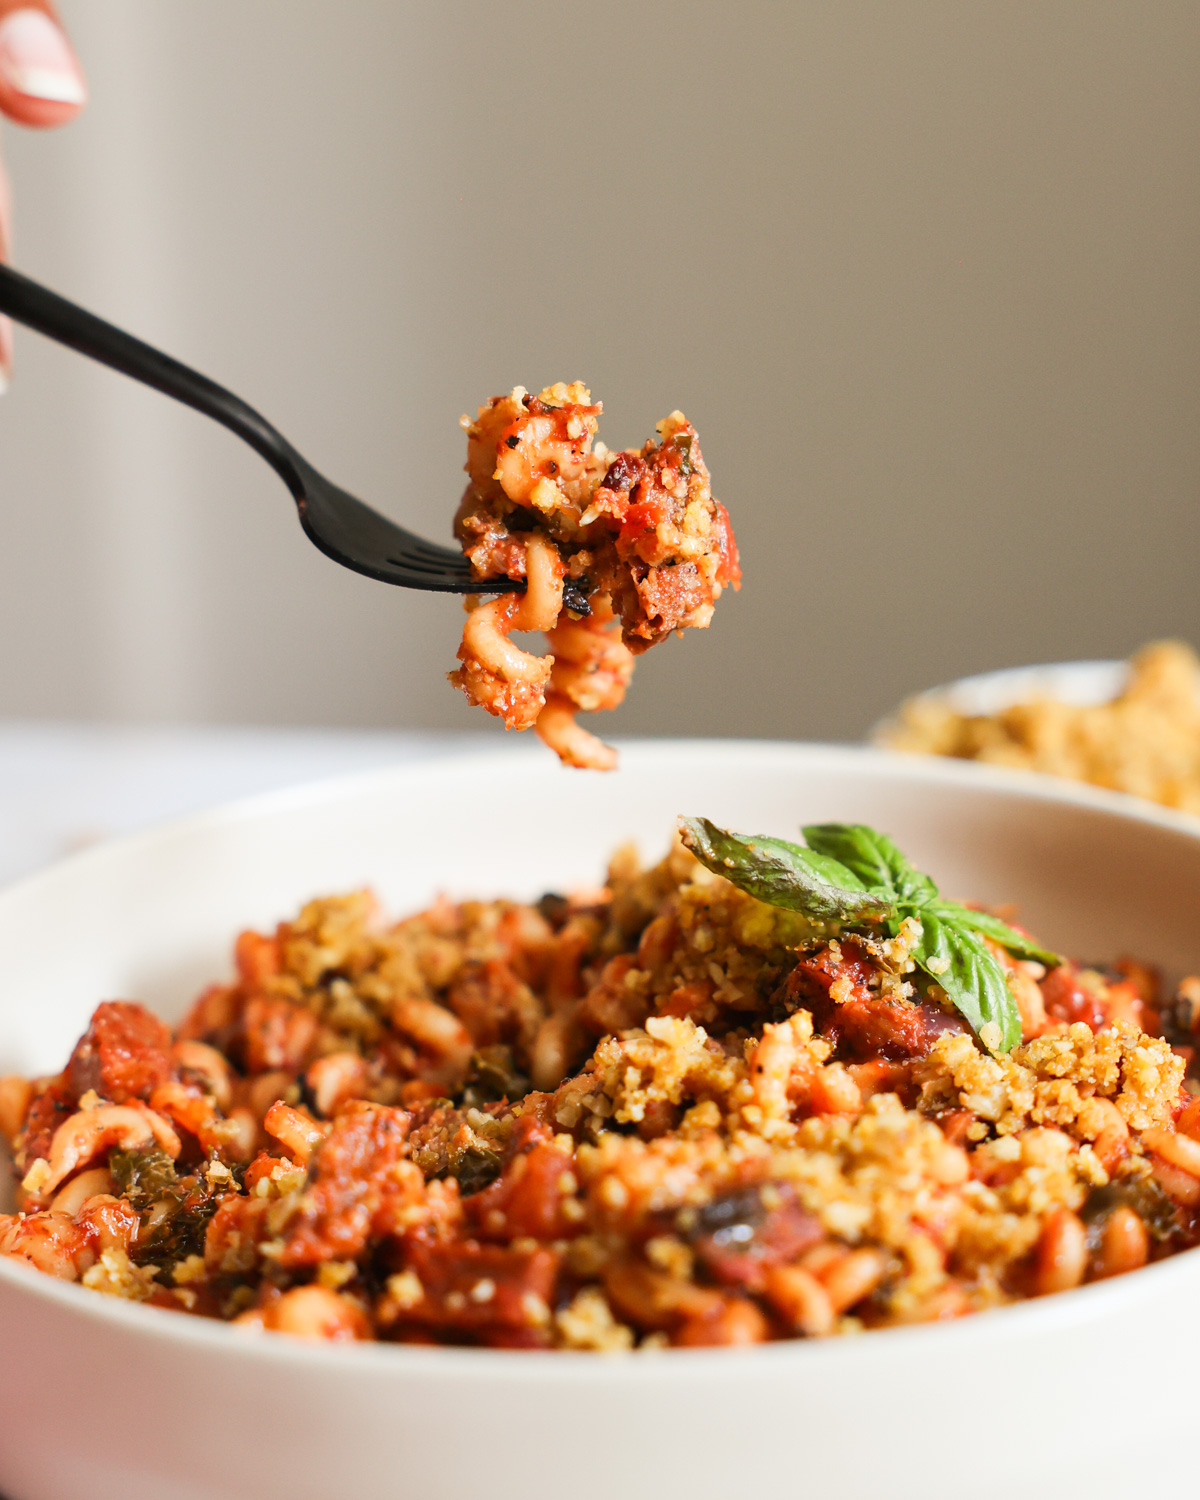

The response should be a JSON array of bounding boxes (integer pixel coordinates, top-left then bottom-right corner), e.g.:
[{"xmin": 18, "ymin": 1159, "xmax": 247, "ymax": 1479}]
[
  {"xmin": 2, "ymin": 1228, "xmax": 1198, "ymax": 1378},
  {"xmin": 4, "ymin": 735, "xmax": 1200, "ymax": 1375}
]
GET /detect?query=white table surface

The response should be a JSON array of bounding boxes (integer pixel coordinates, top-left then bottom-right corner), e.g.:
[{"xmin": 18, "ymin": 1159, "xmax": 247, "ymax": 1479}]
[{"xmin": 0, "ymin": 722, "xmax": 487, "ymax": 888}]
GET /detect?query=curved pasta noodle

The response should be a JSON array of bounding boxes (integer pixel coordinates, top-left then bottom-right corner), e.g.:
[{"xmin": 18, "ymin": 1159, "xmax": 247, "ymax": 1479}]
[
  {"xmin": 27, "ymin": 1102, "xmax": 181, "ymax": 1198},
  {"xmin": 544, "ymin": 601, "xmax": 634, "ymax": 715},
  {"xmin": 451, "ymin": 534, "xmax": 564, "ymax": 731},
  {"xmin": 534, "ymin": 695, "xmax": 618, "ymax": 772},
  {"xmin": 0, "ymin": 1075, "xmax": 33, "ymax": 1145},
  {"xmin": 0, "ymin": 1210, "xmax": 96, "ymax": 1280},
  {"xmin": 389, "ymin": 995, "xmax": 473, "ymax": 1087},
  {"xmin": 534, "ymin": 599, "xmax": 636, "ymax": 769},
  {"xmin": 149, "ymin": 1079, "xmax": 233, "ymax": 1155},
  {"xmin": 172, "ymin": 1039, "xmax": 234, "ymax": 1110},
  {"xmin": 49, "ymin": 1166, "xmax": 112, "ymax": 1218},
  {"xmin": 237, "ymin": 1284, "xmax": 369, "ymax": 1341},
  {"xmin": 459, "ymin": 559, "xmax": 636, "ymax": 767},
  {"xmin": 76, "ymin": 1194, "xmax": 140, "ymax": 1254},
  {"xmin": 306, "ymin": 1052, "xmax": 370, "ymax": 1118},
  {"xmin": 264, "ymin": 1100, "xmax": 330, "ymax": 1165}
]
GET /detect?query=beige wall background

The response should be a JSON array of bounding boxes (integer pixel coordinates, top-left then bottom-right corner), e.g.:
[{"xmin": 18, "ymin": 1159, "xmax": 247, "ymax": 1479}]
[{"xmin": 0, "ymin": 1, "xmax": 1197, "ymax": 742}]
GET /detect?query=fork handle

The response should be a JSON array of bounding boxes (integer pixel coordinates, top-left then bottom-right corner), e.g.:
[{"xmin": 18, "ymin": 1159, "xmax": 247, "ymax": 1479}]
[{"xmin": 0, "ymin": 263, "xmax": 304, "ymax": 494}]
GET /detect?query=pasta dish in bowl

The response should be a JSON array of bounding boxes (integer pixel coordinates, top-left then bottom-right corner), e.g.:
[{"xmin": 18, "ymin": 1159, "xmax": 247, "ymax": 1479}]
[
  {"xmin": 3, "ymin": 817, "xmax": 1197, "ymax": 1346},
  {"xmin": 2, "ymin": 743, "xmax": 1200, "ymax": 1500}
]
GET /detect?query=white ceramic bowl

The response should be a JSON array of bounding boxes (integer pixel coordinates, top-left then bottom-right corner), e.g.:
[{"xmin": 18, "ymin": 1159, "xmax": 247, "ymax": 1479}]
[
  {"xmin": 3, "ymin": 741, "xmax": 1200, "ymax": 1500},
  {"xmin": 869, "ymin": 658, "xmax": 1128, "ymax": 745}
]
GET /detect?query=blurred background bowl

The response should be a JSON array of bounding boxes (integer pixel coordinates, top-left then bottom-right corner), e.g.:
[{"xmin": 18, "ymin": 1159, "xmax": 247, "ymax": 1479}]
[{"xmin": 869, "ymin": 658, "xmax": 1128, "ymax": 744}]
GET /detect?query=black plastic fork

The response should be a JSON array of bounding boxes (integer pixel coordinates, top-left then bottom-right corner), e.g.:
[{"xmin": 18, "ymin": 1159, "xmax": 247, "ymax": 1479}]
[{"xmin": 0, "ymin": 263, "xmax": 520, "ymax": 595}]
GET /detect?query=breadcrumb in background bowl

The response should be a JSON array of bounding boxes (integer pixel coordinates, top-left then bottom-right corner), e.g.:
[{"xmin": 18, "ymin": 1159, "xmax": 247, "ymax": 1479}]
[
  {"xmin": 875, "ymin": 641, "xmax": 1200, "ymax": 813},
  {"xmin": 3, "ymin": 743, "xmax": 1200, "ymax": 1500}
]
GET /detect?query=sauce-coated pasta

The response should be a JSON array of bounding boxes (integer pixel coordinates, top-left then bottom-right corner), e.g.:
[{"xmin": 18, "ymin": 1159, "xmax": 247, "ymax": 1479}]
[{"xmin": 451, "ymin": 384, "xmax": 740, "ymax": 768}]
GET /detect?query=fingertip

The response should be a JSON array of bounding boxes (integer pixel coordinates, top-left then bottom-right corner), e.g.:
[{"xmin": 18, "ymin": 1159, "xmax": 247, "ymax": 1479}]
[{"xmin": 0, "ymin": 9, "xmax": 86, "ymax": 126}]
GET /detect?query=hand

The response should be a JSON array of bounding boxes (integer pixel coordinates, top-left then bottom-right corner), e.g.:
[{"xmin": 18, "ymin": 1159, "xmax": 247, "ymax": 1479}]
[{"xmin": 0, "ymin": 2, "xmax": 86, "ymax": 386}]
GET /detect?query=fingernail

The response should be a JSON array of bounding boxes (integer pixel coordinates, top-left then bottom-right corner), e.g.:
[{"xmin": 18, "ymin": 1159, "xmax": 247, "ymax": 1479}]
[{"xmin": 0, "ymin": 10, "xmax": 86, "ymax": 105}]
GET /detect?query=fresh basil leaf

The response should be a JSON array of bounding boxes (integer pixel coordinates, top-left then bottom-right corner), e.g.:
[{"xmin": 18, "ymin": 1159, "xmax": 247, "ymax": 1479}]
[
  {"xmin": 802, "ymin": 823, "xmax": 938, "ymax": 905},
  {"xmin": 679, "ymin": 817, "xmax": 895, "ymax": 924},
  {"xmin": 914, "ymin": 912, "xmax": 1022, "ymax": 1052},
  {"xmin": 930, "ymin": 903, "xmax": 1060, "ymax": 968}
]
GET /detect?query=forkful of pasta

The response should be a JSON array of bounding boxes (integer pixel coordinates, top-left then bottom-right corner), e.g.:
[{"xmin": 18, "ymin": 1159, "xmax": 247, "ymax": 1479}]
[
  {"xmin": 450, "ymin": 384, "xmax": 740, "ymax": 769},
  {"xmin": 0, "ymin": 266, "xmax": 740, "ymax": 770}
]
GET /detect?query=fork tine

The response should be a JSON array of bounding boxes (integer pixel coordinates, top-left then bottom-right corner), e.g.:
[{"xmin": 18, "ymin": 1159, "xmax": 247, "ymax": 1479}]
[
  {"xmin": 406, "ymin": 541, "xmax": 467, "ymax": 564},
  {"xmin": 394, "ymin": 554, "xmax": 467, "ymax": 576}
]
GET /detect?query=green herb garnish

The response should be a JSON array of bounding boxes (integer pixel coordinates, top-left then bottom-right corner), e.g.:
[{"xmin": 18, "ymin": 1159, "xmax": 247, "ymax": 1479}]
[
  {"xmin": 109, "ymin": 1146, "xmax": 227, "ymax": 1265},
  {"xmin": 678, "ymin": 816, "xmax": 1060, "ymax": 1053},
  {"xmin": 677, "ymin": 818, "xmax": 893, "ymax": 924},
  {"xmin": 110, "ymin": 1146, "xmax": 179, "ymax": 1209}
]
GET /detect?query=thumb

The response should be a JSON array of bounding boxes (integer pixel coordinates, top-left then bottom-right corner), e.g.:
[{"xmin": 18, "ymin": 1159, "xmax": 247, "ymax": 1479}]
[{"xmin": 0, "ymin": 3, "xmax": 85, "ymax": 127}]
